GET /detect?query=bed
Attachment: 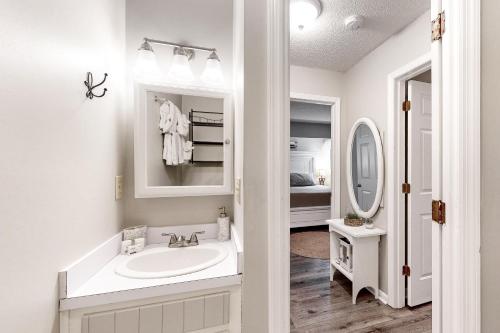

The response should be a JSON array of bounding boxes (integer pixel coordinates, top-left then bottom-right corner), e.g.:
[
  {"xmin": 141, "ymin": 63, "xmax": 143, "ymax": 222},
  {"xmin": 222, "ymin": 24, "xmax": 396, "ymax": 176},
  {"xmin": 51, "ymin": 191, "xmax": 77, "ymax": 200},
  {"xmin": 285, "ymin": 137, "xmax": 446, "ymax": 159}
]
[
  {"xmin": 290, "ymin": 152, "xmax": 332, "ymax": 228},
  {"xmin": 290, "ymin": 185, "xmax": 331, "ymax": 207}
]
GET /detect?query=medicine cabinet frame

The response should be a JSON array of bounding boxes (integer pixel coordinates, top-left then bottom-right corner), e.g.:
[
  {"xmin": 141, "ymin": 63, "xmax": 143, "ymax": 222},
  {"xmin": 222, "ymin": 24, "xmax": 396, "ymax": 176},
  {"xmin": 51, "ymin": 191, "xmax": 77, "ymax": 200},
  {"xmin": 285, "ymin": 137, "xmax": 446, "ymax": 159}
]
[{"xmin": 134, "ymin": 83, "xmax": 233, "ymax": 198}]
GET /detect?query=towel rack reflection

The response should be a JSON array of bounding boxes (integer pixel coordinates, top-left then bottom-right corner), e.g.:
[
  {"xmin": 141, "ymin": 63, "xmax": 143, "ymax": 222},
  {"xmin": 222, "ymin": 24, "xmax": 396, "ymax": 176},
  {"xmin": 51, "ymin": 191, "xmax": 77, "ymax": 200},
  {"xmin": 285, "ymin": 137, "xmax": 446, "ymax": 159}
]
[
  {"xmin": 154, "ymin": 95, "xmax": 167, "ymax": 104},
  {"xmin": 189, "ymin": 109, "xmax": 224, "ymax": 165}
]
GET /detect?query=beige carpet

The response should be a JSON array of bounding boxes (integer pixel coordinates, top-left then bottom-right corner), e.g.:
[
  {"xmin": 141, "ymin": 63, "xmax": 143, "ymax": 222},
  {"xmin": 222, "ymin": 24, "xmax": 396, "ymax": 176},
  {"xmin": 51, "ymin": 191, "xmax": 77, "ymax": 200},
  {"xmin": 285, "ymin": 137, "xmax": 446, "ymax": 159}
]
[{"xmin": 290, "ymin": 231, "xmax": 330, "ymax": 259}]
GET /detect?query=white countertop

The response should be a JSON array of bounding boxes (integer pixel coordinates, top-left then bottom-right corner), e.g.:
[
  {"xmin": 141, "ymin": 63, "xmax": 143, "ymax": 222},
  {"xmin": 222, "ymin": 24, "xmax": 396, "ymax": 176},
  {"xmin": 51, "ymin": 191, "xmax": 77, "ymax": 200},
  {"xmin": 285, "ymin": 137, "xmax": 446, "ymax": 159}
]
[
  {"xmin": 327, "ymin": 218, "xmax": 386, "ymax": 238},
  {"xmin": 60, "ymin": 239, "xmax": 240, "ymax": 311}
]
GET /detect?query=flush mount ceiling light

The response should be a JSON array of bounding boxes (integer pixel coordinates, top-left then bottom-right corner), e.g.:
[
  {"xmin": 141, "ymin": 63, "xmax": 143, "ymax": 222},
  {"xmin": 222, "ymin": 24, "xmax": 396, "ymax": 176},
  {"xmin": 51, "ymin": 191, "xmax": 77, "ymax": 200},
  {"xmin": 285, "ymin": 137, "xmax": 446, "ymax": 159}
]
[
  {"xmin": 290, "ymin": 0, "xmax": 322, "ymax": 31},
  {"xmin": 134, "ymin": 38, "xmax": 225, "ymax": 87}
]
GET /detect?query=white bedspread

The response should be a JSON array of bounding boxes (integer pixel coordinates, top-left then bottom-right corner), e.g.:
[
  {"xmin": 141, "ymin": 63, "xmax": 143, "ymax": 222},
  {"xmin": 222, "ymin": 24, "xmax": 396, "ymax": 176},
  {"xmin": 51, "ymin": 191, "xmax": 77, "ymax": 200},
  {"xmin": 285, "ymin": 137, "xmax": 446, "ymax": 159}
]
[{"xmin": 290, "ymin": 185, "xmax": 331, "ymax": 194}]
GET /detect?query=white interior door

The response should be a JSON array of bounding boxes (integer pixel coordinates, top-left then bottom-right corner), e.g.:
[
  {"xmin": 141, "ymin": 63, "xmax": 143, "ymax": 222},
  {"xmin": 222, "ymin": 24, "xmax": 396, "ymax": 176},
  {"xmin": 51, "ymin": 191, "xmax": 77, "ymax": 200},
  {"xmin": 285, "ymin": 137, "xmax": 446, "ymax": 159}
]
[
  {"xmin": 354, "ymin": 125, "xmax": 377, "ymax": 211},
  {"xmin": 407, "ymin": 80, "xmax": 433, "ymax": 306}
]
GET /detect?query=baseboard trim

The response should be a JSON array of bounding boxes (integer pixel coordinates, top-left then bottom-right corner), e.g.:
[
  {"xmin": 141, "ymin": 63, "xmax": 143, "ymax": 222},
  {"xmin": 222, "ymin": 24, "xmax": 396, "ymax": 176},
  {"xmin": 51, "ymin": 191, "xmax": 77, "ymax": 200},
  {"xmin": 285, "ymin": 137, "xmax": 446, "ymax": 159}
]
[{"xmin": 367, "ymin": 287, "xmax": 388, "ymax": 305}]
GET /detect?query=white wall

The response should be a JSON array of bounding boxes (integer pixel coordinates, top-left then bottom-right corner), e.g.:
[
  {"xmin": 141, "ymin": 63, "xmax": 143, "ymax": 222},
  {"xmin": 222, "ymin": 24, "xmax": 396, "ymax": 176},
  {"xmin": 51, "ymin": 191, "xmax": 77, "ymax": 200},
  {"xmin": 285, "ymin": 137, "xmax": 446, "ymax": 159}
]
[
  {"xmin": 481, "ymin": 0, "xmax": 500, "ymax": 330},
  {"xmin": 290, "ymin": 65, "xmax": 344, "ymax": 98},
  {"xmin": 0, "ymin": 1, "xmax": 126, "ymax": 332},
  {"xmin": 241, "ymin": 0, "xmax": 269, "ymax": 331},
  {"xmin": 124, "ymin": 0, "xmax": 234, "ymax": 227},
  {"xmin": 342, "ymin": 11, "xmax": 431, "ymax": 292}
]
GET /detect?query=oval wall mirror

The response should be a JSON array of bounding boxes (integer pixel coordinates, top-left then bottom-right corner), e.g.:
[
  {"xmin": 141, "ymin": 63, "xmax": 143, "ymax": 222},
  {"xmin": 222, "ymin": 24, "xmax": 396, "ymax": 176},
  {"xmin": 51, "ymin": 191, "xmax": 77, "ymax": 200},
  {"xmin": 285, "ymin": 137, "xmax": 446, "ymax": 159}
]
[{"xmin": 346, "ymin": 118, "xmax": 384, "ymax": 218}]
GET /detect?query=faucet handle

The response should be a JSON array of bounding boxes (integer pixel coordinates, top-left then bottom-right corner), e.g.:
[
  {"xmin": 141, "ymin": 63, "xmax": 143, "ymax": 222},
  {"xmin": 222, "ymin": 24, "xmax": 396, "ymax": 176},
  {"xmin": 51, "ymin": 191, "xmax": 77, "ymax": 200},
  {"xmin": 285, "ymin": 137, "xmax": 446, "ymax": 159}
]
[
  {"xmin": 189, "ymin": 231, "xmax": 205, "ymax": 244},
  {"xmin": 161, "ymin": 233, "xmax": 178, "ymax": 245}
]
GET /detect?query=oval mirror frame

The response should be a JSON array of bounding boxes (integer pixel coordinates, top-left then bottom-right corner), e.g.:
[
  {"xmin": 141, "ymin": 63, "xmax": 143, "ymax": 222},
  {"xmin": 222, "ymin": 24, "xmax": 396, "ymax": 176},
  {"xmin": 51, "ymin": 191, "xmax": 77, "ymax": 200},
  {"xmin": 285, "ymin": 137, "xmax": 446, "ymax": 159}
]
[{"xmin": 346, "ymin": 117, "xmax": 384, "ymax": 218}]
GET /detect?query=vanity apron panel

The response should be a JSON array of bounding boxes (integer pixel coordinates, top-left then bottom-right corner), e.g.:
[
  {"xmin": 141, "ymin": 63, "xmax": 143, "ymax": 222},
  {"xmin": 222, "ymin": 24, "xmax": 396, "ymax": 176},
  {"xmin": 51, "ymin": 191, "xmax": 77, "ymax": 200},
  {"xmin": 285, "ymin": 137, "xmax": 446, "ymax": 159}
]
[{"xmin": 81, "ymin": 292, "xmax": 230, "ymax": 333}]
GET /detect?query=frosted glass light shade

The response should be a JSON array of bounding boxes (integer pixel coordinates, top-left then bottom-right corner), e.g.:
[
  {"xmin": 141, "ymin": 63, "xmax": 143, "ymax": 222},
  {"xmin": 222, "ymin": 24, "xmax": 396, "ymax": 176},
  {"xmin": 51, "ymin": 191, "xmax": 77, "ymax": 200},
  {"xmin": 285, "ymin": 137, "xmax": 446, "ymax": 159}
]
[
  {"xmin": 201, "ymin": 53, "xmax": 224, "ymax": 87},
  {"xmin": 166, "ymin": 52, "xmax": 194, "ymax": 83},
  {"xmin": 134, "ymin": 49, "xmax": 160, "ymax": 81},
  {"xmin": 290, "ymin": 0, "xmax": 321, "ymax": 30}
]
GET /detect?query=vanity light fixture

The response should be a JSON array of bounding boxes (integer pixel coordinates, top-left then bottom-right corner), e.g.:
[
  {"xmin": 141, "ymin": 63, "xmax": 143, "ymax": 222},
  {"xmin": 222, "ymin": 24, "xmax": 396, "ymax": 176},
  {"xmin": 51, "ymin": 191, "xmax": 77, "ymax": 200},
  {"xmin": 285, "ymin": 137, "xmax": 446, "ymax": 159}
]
[
  {"xmin": 290, "ymin": 0, "xmax": 322, "ymax": 31},
  {"xmin": 166, "ymin": 47, "xmax": 195, "ymax": 83},
  {"xmin": 200, "ymin": 51, "xmax": 225, "ymax": 86},
  {"xmin": 134, "ymin": 38, "xmax": 225, "ymax": 87},
  {"xmin": 134, "ymin": 40, "xmax": 160, "ymax": 81}
]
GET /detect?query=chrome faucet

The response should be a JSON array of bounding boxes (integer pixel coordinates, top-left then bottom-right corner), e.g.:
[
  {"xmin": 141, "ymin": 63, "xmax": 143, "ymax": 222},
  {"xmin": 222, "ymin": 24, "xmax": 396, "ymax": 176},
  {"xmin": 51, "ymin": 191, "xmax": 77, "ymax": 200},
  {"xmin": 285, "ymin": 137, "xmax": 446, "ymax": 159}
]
[{"xmin": 161, "ymin": 231, "xmax": 205, "ymax": 248}]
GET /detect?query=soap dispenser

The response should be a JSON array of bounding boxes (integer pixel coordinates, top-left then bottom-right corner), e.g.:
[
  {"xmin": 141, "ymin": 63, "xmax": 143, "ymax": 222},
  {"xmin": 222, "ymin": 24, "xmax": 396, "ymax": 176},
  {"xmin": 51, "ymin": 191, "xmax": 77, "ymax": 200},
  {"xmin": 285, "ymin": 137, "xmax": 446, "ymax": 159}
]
[{"xmin": 217, "ymin": 206, "xmax": 230, "ymax": 241}]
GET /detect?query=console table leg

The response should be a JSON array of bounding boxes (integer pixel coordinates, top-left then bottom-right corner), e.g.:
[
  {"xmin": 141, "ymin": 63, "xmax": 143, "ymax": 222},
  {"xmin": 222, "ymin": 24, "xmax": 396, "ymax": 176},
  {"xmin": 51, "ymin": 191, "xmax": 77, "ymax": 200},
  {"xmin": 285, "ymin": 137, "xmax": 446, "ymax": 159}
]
[{"xmin": 330, "ymin": 263, "xmax": 336, "ymax": 282}]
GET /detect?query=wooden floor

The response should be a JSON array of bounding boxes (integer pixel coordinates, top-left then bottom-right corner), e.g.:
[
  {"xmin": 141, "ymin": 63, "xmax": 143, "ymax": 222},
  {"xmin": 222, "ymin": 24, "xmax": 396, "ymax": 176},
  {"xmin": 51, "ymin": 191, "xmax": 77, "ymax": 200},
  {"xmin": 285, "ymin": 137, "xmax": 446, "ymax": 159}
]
[{"xmin": 290, "ymin": 253, "xmax": 432, "ymax": 333}]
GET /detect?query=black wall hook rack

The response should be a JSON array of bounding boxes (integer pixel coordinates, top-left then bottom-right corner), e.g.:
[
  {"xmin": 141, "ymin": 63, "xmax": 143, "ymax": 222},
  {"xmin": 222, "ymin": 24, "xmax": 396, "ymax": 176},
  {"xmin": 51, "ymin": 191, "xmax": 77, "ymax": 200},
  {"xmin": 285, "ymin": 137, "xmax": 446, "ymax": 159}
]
[{"xmin": 84, "ymin": 72, "xmax": 108, "ymax": 99}]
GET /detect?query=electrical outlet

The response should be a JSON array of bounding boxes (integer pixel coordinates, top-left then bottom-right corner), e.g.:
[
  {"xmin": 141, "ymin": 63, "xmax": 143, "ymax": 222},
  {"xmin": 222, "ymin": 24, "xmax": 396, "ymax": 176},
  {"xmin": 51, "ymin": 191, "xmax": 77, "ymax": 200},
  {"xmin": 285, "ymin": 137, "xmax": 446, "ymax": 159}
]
[
  {"xmin": 115, "ymin": 175, "xmax": 123, "ymax": 200},
  {"xmin": 235, "ymin": 178, "xmax": 241, "ymax": 204}
]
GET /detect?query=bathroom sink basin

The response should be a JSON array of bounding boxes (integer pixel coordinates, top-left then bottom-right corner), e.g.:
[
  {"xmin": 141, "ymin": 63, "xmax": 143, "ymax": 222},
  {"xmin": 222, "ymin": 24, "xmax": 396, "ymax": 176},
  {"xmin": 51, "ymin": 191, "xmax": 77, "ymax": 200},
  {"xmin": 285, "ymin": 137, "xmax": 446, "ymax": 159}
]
[{"xmin": 115, "ymin": 243, "xmax": 228, "ymax": 279}]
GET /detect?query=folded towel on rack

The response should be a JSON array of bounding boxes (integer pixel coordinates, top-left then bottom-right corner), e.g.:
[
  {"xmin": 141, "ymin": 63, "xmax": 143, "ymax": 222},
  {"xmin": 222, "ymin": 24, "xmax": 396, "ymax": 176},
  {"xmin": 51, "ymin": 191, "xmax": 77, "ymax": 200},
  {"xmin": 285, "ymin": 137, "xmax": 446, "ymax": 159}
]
[{"xmin": 184, "ymin": 140, "xmax": 193, "ymax": 161}]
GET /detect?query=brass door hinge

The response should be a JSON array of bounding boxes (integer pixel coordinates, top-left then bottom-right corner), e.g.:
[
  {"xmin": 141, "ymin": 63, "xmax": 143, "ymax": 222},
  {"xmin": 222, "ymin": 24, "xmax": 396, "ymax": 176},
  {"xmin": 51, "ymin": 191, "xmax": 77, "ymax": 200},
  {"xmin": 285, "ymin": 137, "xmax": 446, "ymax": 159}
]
[
  {"xmin": 432, "ymin": 200, "xmax": 446, "ymax": 224},
  {"xmin": 402, "ymin": 183, "xmax": 411, "ymax": 194},
  {"xmin": 402, "ymin": 100, "xmax": 411, "ymax": 112},
  {"xmin": 402, "ymin": 265, "xmax": 411, "ymax": 276},
  {"xmin": 432, "ymin": 11, "xmax": 445, "ymax": 41}
]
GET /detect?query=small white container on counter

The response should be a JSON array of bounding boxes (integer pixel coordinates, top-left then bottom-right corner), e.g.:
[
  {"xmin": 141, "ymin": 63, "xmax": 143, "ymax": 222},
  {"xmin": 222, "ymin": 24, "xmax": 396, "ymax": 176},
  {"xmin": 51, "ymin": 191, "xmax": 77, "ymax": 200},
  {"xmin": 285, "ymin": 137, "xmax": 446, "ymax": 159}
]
[
  {"xmin": 121, "ymin": 240, "xmax": 132, "ymax": 255},
  {"xmin": 123, "ymin": 225, "xmax": 147, "ymax": 241},
  {"xmin": 217, "ymin": 207, "xmax": 230, "ymax": 241}
]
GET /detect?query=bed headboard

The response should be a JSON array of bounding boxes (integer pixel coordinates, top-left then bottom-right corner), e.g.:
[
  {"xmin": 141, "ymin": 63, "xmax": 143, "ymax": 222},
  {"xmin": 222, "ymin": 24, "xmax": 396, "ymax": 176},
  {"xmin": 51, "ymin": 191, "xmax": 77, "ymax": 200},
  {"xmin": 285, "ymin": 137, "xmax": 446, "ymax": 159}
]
[{"xmin": 290, "ymin": 151, "xmax": 315, "ymax": 176}]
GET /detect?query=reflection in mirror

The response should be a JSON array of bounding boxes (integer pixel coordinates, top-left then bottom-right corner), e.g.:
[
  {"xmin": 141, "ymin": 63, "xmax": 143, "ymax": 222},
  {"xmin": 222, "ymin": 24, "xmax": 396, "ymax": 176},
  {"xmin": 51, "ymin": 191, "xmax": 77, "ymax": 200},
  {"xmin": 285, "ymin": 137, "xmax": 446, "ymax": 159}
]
[
  {"xmin": 350, "ymin": 123, "xmax": 378, "ymax": 212},
  {"xmin": 147, "ymin": 91, "xmax": 224, "ymax": 187}
]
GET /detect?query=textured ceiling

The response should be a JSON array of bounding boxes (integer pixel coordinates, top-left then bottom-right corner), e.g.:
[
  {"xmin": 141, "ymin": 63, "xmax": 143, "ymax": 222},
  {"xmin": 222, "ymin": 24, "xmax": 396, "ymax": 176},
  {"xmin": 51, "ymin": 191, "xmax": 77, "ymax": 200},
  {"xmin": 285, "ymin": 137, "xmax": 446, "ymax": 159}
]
[{"xmin": 290, "ymin": 0, "xmax": 430, "ymax": 72}]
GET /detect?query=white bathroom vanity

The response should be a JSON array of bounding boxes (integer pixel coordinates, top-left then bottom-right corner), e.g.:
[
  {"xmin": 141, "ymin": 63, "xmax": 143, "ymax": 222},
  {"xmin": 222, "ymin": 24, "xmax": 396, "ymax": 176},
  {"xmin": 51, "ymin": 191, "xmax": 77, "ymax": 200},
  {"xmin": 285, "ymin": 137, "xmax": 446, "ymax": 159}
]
[{"xmin": 59, "ymin": 224, "xmax": 243, "ymax": 333}]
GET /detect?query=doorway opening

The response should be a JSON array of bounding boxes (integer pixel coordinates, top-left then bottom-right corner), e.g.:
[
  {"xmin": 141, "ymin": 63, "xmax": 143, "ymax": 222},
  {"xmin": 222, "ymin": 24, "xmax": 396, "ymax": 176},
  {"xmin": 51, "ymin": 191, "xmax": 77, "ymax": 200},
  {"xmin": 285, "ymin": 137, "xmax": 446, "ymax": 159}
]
[
  {"xmin": 268, "ymin": 0, "xmax": 481, "ymax": 331},
  {"xmin": 387, "ymin": 55, "xmax": 433, "ymax": 314},
  {"xmin": 404, "ymin": 70, "xmax": 433, "ymax": 308},
  {"xmin": 287, "ymin": 1, "xmax": 434, "ymax": 331}
]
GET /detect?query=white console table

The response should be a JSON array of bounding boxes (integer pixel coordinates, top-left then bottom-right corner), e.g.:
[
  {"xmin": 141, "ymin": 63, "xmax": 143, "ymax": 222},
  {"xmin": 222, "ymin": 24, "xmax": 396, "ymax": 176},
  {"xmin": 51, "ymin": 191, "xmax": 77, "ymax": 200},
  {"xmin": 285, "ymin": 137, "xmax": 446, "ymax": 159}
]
[{"xmin": 327, "ymin": 218, "xmax": 386, "ymax": 304}]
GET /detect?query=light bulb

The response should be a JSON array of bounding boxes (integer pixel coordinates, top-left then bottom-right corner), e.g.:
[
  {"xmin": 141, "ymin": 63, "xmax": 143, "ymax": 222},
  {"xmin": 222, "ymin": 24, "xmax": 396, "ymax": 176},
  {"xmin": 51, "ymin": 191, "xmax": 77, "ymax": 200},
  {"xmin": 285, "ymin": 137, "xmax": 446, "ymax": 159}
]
[
  {"xmin": 201, "ymin": 51, "xmax": 224, "ymax": 87},
  {"xmin": 166, "ymin": 47, "xmax": 194, "ymax": 83},
  {"xmin": 290, "ymin": 0, "xmax": 321, "ymax": 31},
  {"xmin": 134, "ymin": 41, "xmax": 160, "ymax": 81}
]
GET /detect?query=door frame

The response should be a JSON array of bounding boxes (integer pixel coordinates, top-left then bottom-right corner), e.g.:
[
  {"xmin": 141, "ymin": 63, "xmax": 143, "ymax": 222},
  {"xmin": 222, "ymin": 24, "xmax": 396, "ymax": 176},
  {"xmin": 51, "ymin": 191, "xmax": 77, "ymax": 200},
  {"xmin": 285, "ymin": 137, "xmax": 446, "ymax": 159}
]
[
  {"xmin": 266, "ymin": 0, "xmax": 481, "ymax": 332},
  {"xmin": 290, "ymin": 92, "xmax": 341, "ymax": 220},
  {"xmin": 387, "ymin": 53, "xmax": 431, "ymax": 309}
]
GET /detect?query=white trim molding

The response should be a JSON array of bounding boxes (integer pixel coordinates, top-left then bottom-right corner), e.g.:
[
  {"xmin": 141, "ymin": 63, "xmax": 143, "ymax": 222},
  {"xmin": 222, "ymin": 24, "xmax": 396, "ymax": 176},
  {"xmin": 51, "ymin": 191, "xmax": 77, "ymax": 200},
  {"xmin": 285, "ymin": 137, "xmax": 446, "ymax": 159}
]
[
  {"xmin": 386, "ymin": 53, "xmax": 431, "ymax": 309},
  {"xmin": 267, "ymin": 0, "xmax": 290, "ymax": 332},
  {"xmin": 441, "ymin": 0, "xmax": 481, "ymax": 332}
]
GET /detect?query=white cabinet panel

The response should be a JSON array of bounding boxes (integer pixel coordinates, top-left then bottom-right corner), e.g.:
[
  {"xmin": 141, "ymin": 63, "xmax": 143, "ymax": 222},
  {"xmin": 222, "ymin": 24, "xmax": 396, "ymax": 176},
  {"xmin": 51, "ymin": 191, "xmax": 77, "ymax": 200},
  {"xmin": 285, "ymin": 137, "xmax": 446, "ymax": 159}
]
[
  {"xmin": 139, "ymin": 304, "xmax": 162, "ymax": 333},
  {"xmin": 81, "ymin": 316, "xmax": 89, "ymax": 333},
  {"xmin": 116, "ymin": 308, "xmax": 139, "ymax": 333},
  {"xmin": 79, "ymin": 292, "xmax": 231, "ymax": 333},
  {"xmin": 88, "ymin": 312, "xmax": 114, "ymax": 333},
  {"xmin": 184, "ymin": 297, "xmax": 204, "ymax": 332},
  {"xmin": 204, "ymin": 294, "xmax": 224, "ymax": 327},
  {"xmin": 163, "ymin": 302, "xmax": 184, "ymax": 333},
  {"xmin": 222, "ymin": 293, "xmax": 230, "ymax": 324}
]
